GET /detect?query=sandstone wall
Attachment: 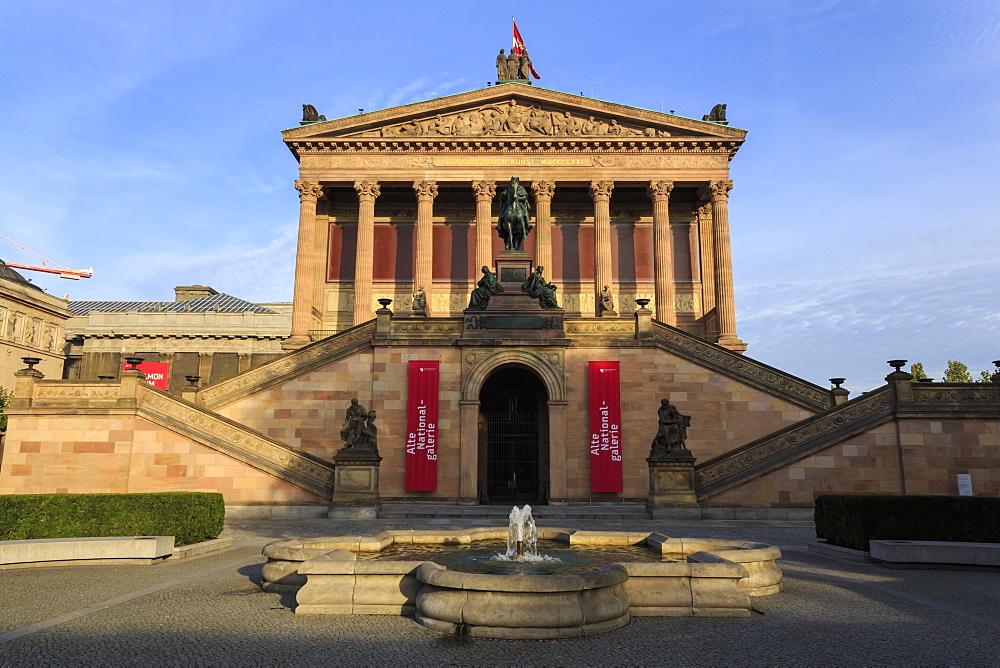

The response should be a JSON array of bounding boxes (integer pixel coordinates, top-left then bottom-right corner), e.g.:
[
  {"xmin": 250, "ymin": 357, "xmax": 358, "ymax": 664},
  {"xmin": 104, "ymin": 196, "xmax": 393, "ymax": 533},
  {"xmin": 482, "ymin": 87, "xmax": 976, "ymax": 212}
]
[
  {"xmin": 0, "ymin": 414, "xmax": 324, "ymax": 505},
  {"xmin": 704, "ymin": 418, "xmax": 1000, "ymax": 506}
]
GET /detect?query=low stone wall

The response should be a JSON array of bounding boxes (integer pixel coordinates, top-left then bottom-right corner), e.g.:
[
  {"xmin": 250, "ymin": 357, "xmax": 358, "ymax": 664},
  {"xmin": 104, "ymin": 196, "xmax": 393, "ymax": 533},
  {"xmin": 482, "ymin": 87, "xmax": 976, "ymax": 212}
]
[
  {"xmin": 869, "ymin": 540, "xmax": 1000, "ymax": 568},
  {"xmin": 0, "ymin": 536, "xmax": 174, "ymax": 568}
]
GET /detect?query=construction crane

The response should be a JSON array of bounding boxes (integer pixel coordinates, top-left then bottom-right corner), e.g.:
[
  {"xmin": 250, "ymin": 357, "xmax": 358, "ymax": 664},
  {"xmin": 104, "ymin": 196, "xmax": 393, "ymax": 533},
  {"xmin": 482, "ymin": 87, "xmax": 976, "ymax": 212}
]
[{"xmin": 1, "ymin": 235, "xmax": 92, "ymax": 280}]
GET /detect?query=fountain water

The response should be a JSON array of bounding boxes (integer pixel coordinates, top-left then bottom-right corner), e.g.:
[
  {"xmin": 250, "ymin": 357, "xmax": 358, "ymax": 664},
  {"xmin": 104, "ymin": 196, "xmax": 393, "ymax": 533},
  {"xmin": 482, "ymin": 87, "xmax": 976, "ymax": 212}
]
[
  {"xmin": 506, "ymin": 504, "xmax": 536, "ymax": 559},
  {"xmin": 498, "ymin": 505, "xmax": 558, "ymax": 564}
]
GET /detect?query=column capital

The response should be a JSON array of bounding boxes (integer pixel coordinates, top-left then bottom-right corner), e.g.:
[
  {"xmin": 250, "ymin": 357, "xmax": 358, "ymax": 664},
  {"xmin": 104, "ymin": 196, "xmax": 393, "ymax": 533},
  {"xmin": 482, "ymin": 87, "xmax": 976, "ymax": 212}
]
[
  {"xmin": 531, "ymin": 180, "xmax": 556, "ymax": 200},
  {"xmin": 413, "ymin": 180, "xmax": 439, "ymax": 201},
  {"xmin": 705, "ymin": 179, "xmax": 733, "ymax": 202},
  {"xmin": 295, "ymin": 180, "xmax": 324, "ymax": 201},
  {"xmin": 589, "ymin": 180, "xmax": 614, "ymax": 202},
  {"xmin": 471, "ymin": 180, "xmax": 496, "ymax": 201},
  {"xmin": 353, "ymin": 179, "xmax": 381, "ymax": 202},
  {"xmin": 646, "ymin": 180, "xmax": 674, "ymax": 202}
]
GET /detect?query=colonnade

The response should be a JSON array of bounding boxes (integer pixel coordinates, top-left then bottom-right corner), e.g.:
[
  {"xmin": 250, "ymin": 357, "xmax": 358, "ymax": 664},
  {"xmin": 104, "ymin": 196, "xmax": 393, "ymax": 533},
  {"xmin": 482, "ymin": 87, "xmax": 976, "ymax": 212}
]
[{"xmin": 287, "ymin": 178, "xmax": 739, "ymax": 347}]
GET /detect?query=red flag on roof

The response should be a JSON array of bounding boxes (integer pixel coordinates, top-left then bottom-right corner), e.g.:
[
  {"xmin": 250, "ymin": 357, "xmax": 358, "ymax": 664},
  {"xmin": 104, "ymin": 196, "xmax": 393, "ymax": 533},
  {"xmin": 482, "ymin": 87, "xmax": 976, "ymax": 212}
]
[{"xmin": 512, "ymin": 19, "xmax": 541, "ymax": 79}]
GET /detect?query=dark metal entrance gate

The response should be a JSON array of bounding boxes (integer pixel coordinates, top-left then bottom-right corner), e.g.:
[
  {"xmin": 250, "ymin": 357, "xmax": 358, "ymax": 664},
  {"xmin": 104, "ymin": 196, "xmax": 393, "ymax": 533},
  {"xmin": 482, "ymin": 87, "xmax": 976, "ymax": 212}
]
[{"xmin": 482, "ymin": 391, "xmax": 541, "ymax": 504}]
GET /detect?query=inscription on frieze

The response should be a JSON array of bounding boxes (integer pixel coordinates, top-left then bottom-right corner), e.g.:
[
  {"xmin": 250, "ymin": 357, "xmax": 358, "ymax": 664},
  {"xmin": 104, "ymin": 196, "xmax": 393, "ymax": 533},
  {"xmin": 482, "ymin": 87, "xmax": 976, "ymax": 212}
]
[
  {"xmin": 500, "ymin": 267, "xmax": 527, "ymax": 283},
  {"xmin": 465, "ymin": 315, "xmax": 561, "ymax": 330},
  {"xmin": 436, "ymin": 157, "xmax": 592, "ymax": 167}
]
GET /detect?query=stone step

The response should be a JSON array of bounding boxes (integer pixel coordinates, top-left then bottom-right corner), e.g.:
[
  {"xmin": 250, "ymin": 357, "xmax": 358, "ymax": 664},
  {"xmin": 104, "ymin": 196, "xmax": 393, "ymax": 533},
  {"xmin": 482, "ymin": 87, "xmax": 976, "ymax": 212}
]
[{"xmin": 377, "ymin": 504, "xmax": 651, "ymax": 520}]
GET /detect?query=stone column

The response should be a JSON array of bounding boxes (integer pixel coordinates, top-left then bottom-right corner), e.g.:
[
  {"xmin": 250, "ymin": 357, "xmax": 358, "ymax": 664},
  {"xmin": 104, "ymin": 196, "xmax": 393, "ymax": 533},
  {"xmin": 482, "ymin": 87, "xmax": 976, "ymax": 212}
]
[
  {"xmin": 589, "ymin": 180, "xmax": 614, "ymax": 317},
  {"xmin": 353, "ymin": 180, "xmax": 381, "ymax": 327},
  {"xmin": 237, "ymin": 352, "xmax": 252, "ymax": 374},
  {"xmin": 531, "ymin": 181, "xmax": 556, "ymax": 273},
  {"xmin": 197, "ymin": 352, "xmax": 212, "ymax": 385},
  {"xmin": 647, "ymin": 180, "xmax": 675, "ymax": 325},
  {"xmin": 413, "ymin": 180, "xmax": 438, "ymax": 316},
  {"xmin": 472, "ymin": 181, "xmax": 496, "ymax": 272},
  {"xmin": 706, "ymin": 180, "xmax": 744, "ymax": 350},
  {"xmin": 287, "ymin": 180, "xmax": 324, "ymax": 347}
]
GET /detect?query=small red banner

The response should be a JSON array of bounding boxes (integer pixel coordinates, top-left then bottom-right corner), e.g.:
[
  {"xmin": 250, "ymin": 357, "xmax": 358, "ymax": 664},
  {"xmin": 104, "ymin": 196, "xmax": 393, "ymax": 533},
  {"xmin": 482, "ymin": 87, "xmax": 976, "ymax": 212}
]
[
  {"xmin": 589, "ymin": 361, "xmax": 623, "ymax": 493},
  {"xmin": 405, "ymin": 360, "xmax": 440, "ymax": 491},
  {"xmin": 122, "ymin": 361, "xmax": 170, "ymax": 390}
]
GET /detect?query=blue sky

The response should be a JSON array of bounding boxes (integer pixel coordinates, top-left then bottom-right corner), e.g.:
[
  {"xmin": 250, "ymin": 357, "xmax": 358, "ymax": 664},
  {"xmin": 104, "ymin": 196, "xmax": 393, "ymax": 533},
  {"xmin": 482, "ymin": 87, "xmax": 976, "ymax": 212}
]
[{"xmin": 1, "ymin": 0, "xmax": 998, "ymax": 391}]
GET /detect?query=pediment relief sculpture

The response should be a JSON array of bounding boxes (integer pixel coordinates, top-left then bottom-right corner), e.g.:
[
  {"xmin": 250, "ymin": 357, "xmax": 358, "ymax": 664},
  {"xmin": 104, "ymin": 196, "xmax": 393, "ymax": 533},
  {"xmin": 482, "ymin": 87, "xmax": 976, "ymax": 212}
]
[{"xmin": 347, "ymin": 100, "xmax": 677, "ymax": 139}]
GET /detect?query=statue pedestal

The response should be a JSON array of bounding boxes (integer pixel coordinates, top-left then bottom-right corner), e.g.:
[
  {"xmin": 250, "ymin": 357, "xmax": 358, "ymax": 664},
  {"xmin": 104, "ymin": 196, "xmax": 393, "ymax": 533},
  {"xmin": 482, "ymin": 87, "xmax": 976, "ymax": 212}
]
[
  {"xmin": 329, "ymin": 448, "xmax": 382, "ymax": 520},
  {"xmin": 646, "ymin": 452, "xmax": 700, "ymax": 519},
  {"xmin": 462, "ymin": 251, "xmax": 565, "ymax": 339}
]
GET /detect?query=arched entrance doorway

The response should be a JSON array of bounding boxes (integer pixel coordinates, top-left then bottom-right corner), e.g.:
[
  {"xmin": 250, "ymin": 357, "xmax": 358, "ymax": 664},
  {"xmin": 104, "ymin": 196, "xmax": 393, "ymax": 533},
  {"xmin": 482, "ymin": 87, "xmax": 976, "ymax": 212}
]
[{"xmin": 477, "ymin": 365, "xmax": 549, "ymax": 504}]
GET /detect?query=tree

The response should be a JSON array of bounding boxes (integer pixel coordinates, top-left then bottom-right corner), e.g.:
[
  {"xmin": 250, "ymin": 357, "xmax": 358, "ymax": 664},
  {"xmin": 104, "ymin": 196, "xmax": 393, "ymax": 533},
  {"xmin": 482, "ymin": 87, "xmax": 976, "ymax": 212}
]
[
  {"xmin": 943, "ymin": 360, "xmax": 974, "ymax": 383},
  {"xmin": 909, "ymin": 363, "xmax": 927, "ymax": 380},
  {"xmin": 979, "ymin": 371, "xmax": 993, "ymax": 383},
  {"xmin": 0, "ymin": 386, "xmax": 11, "ymax": 431}
]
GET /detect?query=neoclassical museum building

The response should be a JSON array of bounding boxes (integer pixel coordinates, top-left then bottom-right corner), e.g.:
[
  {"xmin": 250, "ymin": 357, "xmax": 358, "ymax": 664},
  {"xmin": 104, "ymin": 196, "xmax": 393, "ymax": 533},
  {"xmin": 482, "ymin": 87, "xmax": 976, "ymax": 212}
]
[{"xmin": 2, "ymin": 81, "xmax": 997, "ymax": 517}]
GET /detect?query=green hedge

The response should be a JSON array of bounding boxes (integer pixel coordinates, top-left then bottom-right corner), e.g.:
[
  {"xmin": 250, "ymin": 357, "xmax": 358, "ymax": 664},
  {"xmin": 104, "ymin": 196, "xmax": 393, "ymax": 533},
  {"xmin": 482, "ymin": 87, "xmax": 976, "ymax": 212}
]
[
  {"xmin": 0, "ymin": 492, "xmax": 224, "ymax": 546},
  {"xmin": 815, "ymin": 494, "xmax": 1000, "ymax": 551}
]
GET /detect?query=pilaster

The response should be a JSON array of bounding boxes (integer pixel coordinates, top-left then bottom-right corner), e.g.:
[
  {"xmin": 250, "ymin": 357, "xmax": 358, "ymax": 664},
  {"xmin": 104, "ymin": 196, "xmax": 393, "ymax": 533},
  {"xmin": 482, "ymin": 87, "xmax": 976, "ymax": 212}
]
[
  {"xmin": 413, "ymin": 180, "xmax": 438, "ymax": 316},
  {"xmin": 697, "ymin": 201, "xmax": 716, "ymax": 336},
  {"xmin": 459, "ymin": 400, "xmax": 480, "ymax": 504},
  {"xmin": 647, "ymin": 180, "xmax": 675, "ymax": 326},
  {"xmin": 589, "ymin": 180, "xmax": 614, "ymax": 317},
  {"xmin": 353, "ymin": 180, "xmax": 381, "ymax": 326}
]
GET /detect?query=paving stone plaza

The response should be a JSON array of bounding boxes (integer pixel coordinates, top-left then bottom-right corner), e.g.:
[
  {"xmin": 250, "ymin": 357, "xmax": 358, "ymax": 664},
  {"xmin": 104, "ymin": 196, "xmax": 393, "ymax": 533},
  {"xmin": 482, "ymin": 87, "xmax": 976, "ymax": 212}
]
[{"xmin": 2, "ymin": 515, "xmax": 998, "ymax": 666}]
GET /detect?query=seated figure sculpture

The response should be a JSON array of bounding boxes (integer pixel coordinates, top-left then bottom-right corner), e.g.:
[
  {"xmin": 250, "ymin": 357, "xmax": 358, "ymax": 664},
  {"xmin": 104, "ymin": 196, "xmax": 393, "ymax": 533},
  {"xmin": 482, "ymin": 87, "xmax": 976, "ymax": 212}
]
[
  {"xmin": 468, "ymin": 266, "xmax": 503, "ymax": 309},
  {"xmin": 521, "ymin": 265, "xmax": 560, "ymax": 309},
  {"xmin": 650, "ymin": 398, "xmax": 692, "ymax": 458},
  {"xmin": 339, "ymin": 398, "xmax": 367, "ymax": 447}
]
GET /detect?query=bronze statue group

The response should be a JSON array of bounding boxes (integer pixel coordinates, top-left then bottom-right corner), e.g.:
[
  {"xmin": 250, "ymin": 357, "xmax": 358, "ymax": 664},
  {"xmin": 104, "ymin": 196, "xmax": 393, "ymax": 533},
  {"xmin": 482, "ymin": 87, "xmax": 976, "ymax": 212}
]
[
  {"xmin": 467, "ymin": 176, "xmax": 559, "ymax": 310},
  {"xmin": 496, "ymin": 49, "xmax": 533, "ymax": 81}
]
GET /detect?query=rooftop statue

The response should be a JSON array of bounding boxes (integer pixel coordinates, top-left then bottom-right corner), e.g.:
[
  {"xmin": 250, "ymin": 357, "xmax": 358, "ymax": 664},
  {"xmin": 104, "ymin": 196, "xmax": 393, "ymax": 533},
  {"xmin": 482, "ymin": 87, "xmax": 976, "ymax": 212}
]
[
  {"xmin": 301, "ymin": 104, "xmax": 327, "ymax": 125},
  {"xmin": 497, "ymin": 176, "xmax": 532, "ymax": 251},
  {"xmin": 702, "ymin": 103, "xmax": 727, "ymax": 125},
  {"xmin": 496, "ymin": 49, "xmax": 509, "ymax": 80}
]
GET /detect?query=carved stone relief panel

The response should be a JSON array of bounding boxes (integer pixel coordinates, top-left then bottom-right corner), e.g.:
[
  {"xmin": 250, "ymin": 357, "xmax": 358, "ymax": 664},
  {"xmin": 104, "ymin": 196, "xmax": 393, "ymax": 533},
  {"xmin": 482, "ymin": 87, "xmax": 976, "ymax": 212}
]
[
  {"xmin": 461, "ymin": 347, "xmax": 565, "ymax": 402},
  {"xmin": 349, "ymin": 100, "xmax": 671, "ymax": 139}
]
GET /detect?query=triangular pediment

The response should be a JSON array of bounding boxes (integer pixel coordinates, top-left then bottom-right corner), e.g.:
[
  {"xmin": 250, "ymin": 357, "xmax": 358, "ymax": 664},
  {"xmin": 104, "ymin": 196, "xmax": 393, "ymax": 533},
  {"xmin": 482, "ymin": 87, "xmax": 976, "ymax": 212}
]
[{"xmin": 283, "ymin": 85, "xmax": 745, "ymax": 143}]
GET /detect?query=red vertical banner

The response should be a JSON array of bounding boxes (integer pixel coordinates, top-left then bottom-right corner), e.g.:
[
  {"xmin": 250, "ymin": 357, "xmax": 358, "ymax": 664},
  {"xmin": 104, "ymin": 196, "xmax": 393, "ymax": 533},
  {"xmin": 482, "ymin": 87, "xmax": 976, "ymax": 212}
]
[
  {"xmin": 589, "ymin": 361, "xmax": 623, "ymax": 493},
  {"xmin": 405, "ymin": 360, "xmax": 439, "ymax": 491},
  {"xmin": 122, "ymin": 361, "xmax": 170, "ymax": 390}
]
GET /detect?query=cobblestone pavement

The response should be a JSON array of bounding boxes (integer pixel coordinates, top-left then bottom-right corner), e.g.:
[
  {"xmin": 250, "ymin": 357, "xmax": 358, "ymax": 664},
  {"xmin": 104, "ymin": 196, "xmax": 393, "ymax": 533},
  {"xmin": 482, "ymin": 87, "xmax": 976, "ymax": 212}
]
[{"xmin": 1, "ymin": 519, "xmax": 998, "ymax": 666}]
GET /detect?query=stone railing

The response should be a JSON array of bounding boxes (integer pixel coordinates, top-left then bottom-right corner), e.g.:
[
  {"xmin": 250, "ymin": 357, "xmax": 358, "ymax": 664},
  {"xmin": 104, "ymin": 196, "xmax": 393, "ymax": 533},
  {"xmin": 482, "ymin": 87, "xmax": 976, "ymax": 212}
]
[
  {"xmin": 694, "ymin": 387, "xmax": 894, "ymax": 501},
  {"xmin": 199, "ymin": 322, "xmax": 377, "ymax": 409},
  {"xmin": 137, "ymin": 384, "xmax": 333, "ymax": 498},
  {"xmin": 389, "ymin": 317, "xmax": 464, "ymax": 338},
  {"xmin": 29, "ymin": 381, "xmax": 122, "ymax": 405},
  {"xmin": 650, "ymin": 322, "xmax": 830, "ymax": 412},
  {"xmin": 564, "ymin": 318, "xmax": 636, "ymax": 336},
  {"xmin": 908, "ymin": 383, "xmax": 1000, "ymax": 410}
]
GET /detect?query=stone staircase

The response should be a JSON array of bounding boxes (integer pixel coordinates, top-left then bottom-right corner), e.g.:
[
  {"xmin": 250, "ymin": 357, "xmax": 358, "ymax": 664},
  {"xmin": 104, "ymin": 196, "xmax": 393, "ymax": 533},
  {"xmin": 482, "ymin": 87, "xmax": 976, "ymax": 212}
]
[
  {"xmin": 650, "ymin": 321, "xmax": 832, "ymax": 412},
  {"xmin": 136, "ymin": 383, "xmax": 334, "ymax": 498},
  {"xmin": 197, "ymin": 321, "xmax": 376, "ymax": 409},
  {"xmin": 694, "ymin": 386, "xmax": 894, "ymax": 501}
]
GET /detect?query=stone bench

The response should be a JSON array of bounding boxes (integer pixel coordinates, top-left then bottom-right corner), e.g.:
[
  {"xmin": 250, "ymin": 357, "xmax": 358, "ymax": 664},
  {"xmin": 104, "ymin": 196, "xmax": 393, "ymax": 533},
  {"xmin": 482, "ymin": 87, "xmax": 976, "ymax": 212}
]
[
  {"xmin": 0, "ymin": 536, "xmax": 175, "ymax": 568},
  {"xmin": 869, "ymin": 540, "xmax": 1000, "ymax": 568}
]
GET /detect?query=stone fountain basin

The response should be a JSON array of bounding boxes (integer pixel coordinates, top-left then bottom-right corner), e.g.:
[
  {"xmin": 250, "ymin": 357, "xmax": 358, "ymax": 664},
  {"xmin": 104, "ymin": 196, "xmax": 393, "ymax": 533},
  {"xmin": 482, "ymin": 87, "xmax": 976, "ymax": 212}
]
[{"xmin": 261, "ymin": 527, "xmax": 782, "ymax": 638}]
